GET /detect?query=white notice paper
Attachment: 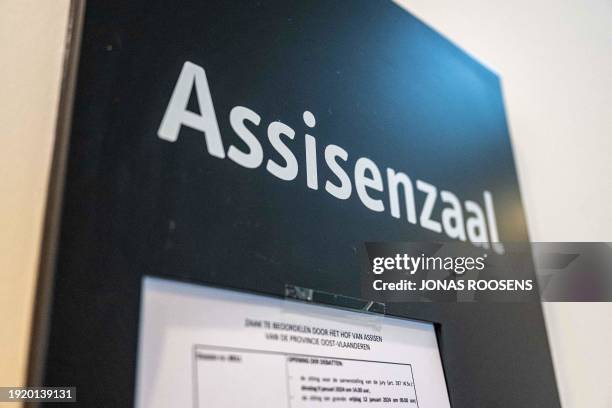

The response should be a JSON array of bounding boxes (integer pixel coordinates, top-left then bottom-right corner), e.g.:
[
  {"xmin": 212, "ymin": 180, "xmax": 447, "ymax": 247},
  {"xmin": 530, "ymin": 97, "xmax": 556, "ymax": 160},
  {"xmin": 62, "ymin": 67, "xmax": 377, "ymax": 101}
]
[{"xmin": 135, "ymin": 277, "xmax": 451, "ymax": 408}]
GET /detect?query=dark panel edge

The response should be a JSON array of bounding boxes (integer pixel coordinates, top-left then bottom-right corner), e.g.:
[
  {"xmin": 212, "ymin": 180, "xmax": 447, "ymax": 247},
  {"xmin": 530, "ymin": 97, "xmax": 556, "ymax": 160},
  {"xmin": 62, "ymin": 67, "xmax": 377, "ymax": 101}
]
[{"xmin": 25, "ymin": 0, "xmax": 86, "ymax": 401}]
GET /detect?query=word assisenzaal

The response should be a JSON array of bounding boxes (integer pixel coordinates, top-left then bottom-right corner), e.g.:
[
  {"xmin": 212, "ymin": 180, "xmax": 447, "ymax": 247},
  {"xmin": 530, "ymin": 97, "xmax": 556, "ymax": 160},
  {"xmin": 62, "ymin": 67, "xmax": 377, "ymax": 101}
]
[{"xmin": 157, "ymin": 61, "xmax": 504, "ymax": 253}]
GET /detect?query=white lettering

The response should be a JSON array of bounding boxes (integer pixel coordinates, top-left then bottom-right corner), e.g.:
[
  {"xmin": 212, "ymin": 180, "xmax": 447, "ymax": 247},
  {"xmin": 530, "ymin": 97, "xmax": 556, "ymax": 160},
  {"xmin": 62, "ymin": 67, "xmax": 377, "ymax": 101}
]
[
  {"xmin": 324, "ymin": 145, "xmax": 352, "ymax": 200},
  {"xmin": 416, "ymin": 180, "xmax": 442, "ymax": 233},
  {"xmin": 157, "ymin": 61, "xmax": 225, "ymax": 158},
  {"xmin": 355, "ymin": 157, "xmax": 384, "ymax": 212},
  {"xmin": 227, "ymin": 106, "xmax": 263, "ymax": 169},
  {"xmin": 266, "ymin": 121, "xmax": 298, "ymax": 181}
]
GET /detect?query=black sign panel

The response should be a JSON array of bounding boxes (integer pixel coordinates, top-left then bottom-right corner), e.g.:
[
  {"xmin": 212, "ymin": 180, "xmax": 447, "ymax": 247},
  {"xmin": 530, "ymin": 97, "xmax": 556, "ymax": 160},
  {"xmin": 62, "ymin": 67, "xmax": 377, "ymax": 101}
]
[{"xmin": 37, "ymin": 1, "xmax": 560, "ymax": 407}]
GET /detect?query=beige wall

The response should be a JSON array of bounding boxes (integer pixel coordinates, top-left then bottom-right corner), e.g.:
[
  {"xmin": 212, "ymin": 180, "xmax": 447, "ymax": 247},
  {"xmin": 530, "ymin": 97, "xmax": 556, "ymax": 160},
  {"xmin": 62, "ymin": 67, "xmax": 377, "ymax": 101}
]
[
  {"xmin": 394, "ymin": 1, "xmax": 612, "ymax": 407},
  {"xmin": 0, "ymin": 0, "xmax": 72, "ymax": 397}
]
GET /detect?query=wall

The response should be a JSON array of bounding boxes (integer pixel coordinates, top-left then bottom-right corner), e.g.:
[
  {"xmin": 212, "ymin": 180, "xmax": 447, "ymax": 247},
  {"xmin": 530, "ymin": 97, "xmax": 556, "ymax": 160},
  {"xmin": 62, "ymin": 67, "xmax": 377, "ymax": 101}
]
[
  {"xmin": 0, "ymin": 0, "xmax": 71, "ymax": 399},
  {"xmin": 394, "ymin": 1, "xmax": 612, "ymax": 407}
]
